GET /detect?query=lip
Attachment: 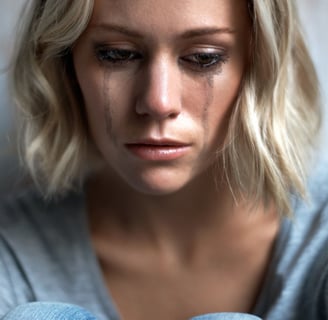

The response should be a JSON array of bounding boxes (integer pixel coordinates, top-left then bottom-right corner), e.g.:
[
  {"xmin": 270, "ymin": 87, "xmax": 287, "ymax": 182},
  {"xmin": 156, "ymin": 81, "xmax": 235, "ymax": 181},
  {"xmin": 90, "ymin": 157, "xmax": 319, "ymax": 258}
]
[{"xmin": 125, "ymin": 139, "xmax": 191, "ymax": 161}]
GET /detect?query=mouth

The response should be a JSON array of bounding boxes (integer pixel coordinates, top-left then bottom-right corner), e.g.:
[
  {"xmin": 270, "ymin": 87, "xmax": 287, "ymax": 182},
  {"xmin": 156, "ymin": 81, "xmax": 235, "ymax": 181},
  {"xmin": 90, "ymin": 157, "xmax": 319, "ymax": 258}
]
[{"xmin": 125, "ymin": 139, "xmax": 191, "ymax": 161}]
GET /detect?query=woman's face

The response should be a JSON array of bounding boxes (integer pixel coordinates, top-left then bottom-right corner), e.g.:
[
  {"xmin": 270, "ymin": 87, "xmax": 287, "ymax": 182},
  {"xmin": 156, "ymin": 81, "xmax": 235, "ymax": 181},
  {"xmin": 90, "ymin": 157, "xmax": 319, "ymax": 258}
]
[{"xmin": 73, "ymin": 0, "xmax": 250, "ymax": 195}]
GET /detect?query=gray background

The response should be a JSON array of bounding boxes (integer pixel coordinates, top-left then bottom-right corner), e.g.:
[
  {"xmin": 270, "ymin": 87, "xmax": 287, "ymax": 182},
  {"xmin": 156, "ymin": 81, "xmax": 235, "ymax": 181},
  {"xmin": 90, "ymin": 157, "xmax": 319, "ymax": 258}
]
[{"xmin": 0, "ymin": 0, "xmax": 327, "ymax": 194}]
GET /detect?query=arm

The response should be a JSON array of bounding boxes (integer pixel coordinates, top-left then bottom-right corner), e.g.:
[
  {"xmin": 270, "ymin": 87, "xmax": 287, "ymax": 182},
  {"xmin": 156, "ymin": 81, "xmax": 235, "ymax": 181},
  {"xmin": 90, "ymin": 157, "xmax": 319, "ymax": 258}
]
[
  {"xmin": 0, "ymin": 236, "xmax": 19, "ymax": 317},
  {"xmin": 0, "ymin": 234, "xmax": 35, "ymax": 318}
]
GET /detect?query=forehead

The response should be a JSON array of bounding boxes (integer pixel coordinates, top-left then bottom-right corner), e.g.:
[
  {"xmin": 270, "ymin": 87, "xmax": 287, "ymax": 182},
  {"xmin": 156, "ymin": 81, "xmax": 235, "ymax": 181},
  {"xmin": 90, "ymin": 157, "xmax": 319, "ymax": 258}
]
[{"xmin": 90, "ymin": 0, "xmax": 250, "ymax": 35}]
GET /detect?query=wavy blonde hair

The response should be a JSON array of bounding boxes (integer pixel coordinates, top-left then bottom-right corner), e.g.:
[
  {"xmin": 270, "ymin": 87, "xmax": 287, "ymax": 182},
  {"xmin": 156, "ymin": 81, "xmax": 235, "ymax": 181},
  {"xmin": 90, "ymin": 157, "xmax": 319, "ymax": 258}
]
[{"xmin": 12, "ymin": 0, "xmax": 320, "ymax": 215}]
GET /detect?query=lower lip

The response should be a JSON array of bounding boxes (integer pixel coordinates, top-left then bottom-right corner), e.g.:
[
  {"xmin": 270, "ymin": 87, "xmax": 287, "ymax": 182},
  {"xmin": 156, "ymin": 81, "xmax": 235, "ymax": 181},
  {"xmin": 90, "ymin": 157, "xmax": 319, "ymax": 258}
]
[{"xmin": 126, "ymin": 144, "xmax": 190, "ymax": 161}]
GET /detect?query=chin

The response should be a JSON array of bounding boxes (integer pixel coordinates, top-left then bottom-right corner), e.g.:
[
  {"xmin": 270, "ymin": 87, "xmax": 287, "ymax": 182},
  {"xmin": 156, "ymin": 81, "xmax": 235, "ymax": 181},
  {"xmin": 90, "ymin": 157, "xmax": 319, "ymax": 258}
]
[{"xmin": 121, "ymin": 169, "xmax": 192, "ymax": 196}]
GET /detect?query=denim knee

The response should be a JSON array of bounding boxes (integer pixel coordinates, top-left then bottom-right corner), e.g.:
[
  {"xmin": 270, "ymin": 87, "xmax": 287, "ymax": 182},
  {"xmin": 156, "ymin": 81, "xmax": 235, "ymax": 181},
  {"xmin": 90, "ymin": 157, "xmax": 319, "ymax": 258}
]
[
  {"xmin": 190, "ymin": 313, "xmax": 262, "ymax": 320},
  {"xmin": 2, "ymin": 302, "xmax": 98, "ymax": 320}
]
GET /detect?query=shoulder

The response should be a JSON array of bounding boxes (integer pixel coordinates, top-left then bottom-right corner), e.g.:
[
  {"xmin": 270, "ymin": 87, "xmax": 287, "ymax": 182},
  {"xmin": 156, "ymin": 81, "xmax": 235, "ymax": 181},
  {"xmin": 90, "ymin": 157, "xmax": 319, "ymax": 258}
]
[
  {"xmin": 288, "ymin": 148, "xmax": 328, "ymax": 271},
  {"xmin": 289, "ymin": 149, "xmax": 328, "ymax": 254},
  {"xmin": 257, "ymin": 149, "xmax": 328, "ymax": 319},
  {"xmin": 0, "ymin": 188, "xmax": 47, "ymax": 315},
  {"xmin": 303, "ymin": 148, "xmax": 328, "ymax": 213},
  {"xmin": 0, "ymin": 183, "xmax": 86, "ymax": 250},
  {"xmin": 270, "ymin": 150, "xmax": 328, "ymax": 318},
  {"xmin": 0, "ymin": 187, "xmax": 88, "ymax": 315},
  {"xmin": 295, "ymin": 151, "xmax": 328, "ymax": 318},
  {"xmin": 0, "ymin": 185, "xmax": 87, "ymax": 276},
  {"xmin": 0, "ymin": 186, "xmax": 87, "ymax": 264},
  {"xmin": 0, "ymin": 186, "xmax": 85, "ymax": 231}
]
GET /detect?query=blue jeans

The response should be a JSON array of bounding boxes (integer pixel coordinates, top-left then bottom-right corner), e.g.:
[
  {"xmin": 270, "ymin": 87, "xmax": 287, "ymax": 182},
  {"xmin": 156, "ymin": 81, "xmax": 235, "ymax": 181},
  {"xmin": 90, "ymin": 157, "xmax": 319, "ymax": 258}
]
[
  {"xmin": 3, "ymin": 303, "xmax": 262, "ymax": 320},
  {"xmin": 190, "ymin": 313, "xmax": 262, "ymax": 320},
  {"xmin": 2, "ymin": 302, "xmax": 98, "ymax": 320}
]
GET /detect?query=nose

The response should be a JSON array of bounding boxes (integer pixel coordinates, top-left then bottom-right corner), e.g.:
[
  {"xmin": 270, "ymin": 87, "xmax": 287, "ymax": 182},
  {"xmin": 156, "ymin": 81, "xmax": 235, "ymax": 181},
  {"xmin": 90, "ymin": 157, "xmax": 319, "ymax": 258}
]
[{"xmin": 135, "ymin": 57, "xmax": 182, "ymax": 120}]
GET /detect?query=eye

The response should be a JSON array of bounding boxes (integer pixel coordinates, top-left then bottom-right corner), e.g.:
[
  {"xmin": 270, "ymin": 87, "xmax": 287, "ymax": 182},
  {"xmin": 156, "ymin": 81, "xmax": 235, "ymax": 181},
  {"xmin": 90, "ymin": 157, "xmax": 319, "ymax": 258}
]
[
  {"xmin": 180, "ymin": 52, "xmax": 228, "ymax": 70},
  {"xmin": 95, "ymin": 47, "xmax": 142, "ymax": 65}
]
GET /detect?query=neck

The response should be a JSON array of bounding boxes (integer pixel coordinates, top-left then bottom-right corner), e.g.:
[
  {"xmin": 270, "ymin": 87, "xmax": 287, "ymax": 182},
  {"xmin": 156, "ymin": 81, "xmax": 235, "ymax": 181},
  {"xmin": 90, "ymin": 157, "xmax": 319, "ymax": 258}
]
[{"xmin": 86, "ymin": 167, "xmax": 279, "ymax": 266}]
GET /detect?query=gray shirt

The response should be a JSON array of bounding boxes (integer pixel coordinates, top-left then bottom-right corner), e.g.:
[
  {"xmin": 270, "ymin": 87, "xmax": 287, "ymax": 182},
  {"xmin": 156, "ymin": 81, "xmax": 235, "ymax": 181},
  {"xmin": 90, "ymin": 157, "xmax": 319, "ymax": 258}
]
[{"xmin": 1, "ymin": 154, "xmax": 328, "ymax": 320}]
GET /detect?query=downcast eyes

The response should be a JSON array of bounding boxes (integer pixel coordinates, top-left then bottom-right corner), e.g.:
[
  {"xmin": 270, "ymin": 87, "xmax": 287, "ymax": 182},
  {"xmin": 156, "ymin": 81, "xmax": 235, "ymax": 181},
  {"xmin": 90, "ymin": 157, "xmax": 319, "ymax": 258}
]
[
  {"xmin": 180, "ymin": 52, "xmax": 228, "ymax": 70},
  {"xmin": 95, "ymin": 47, "xmax": 228, "ymax": 72},
  {"xmin": 96, "ymin": 48, "xmax": 142, "ymax": 64}
]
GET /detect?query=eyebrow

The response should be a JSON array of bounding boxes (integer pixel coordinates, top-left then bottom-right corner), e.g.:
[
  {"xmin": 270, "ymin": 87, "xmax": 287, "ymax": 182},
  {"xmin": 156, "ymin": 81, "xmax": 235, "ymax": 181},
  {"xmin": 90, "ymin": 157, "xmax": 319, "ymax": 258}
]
[
  {"xmin": 89, "ymin": 23, "xmax": 144, "ymax": 38},
  {"xmin": 88, "ymin": 23, "xmax": 236, "ymax": 39},
  {"xmin": 180, "ymin": 27, "xmax": 236, "ymax": 38}
]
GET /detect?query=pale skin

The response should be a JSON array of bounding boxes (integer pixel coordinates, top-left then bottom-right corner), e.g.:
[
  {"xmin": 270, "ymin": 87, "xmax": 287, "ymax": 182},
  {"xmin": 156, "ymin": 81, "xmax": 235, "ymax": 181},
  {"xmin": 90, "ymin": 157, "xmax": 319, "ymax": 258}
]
[{"xmin": 73, "ymin": 0, "xmax": 280, "ymax": 319}]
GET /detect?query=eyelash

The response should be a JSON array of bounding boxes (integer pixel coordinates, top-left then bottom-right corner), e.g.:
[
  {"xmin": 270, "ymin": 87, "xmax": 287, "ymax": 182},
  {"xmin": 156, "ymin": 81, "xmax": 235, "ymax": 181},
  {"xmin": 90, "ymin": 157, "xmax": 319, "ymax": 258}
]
[
  {"xmin": 94, "ymin": 47, "xmax": 229, "ymax": 72},
  {"xmin": 96, "ymin": 48, "xmax": 142, "ymax": 65},
  {"xmin": 180, "ymin": 52, "xmax": 228, "ymax": 71}
]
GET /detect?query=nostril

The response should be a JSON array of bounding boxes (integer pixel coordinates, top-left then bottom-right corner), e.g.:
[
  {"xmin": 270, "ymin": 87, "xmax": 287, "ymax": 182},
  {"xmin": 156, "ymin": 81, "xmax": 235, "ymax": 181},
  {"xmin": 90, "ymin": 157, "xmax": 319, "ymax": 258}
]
[
  {"xmin": 135, "ymin": 92, "xmax": 182, "ymax": 119},
  {"xmin": 135, "ymin": 101, "xmax": 181, "ymax": 120}
]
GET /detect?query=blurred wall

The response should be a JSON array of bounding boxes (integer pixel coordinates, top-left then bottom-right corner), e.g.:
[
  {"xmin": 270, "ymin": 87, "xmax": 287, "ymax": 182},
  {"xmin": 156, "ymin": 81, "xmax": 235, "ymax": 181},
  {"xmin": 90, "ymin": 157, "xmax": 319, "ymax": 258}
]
[
  {"xmin": 0, "ymin": 0, "xmax": 27, "ymax": 193},
  {"xmin": 299, "ymin": 0, "xmax": 328, "ymax": 103},
  {"xmin": 0, "ymin": 0, "xmax": 327, "ymax": 195},
  {"xmin": 298, "ymin": 0, "xmax": 328, "ymax": 146},
  {"xmin": 0, "ymin": 0, "xmax": 26, "ymax": 131}
]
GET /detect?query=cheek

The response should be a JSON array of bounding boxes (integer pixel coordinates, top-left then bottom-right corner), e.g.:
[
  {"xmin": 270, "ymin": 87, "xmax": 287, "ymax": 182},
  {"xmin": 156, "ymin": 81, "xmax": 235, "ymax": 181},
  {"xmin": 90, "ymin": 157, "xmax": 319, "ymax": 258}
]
[
  {"xmin": 100, "ymin": 71, "xmax": 113, "ymax": 137},
  {"xmin": 181, "ymin": 74, "xmax": 213, "ymax": 123},
  {"xmin": 79, "ymin": 71, "xmax": 110, "ymax": 138},
  {"xmin": 74, "ymin": 67, "xmax": 118, "ymax": 159},
  {"xmin": 202, "ymin": 70, "xmax": 243, "ymax": 146},
  {"xmin": 77, "ymin": 68, "xmax": 130, "ymax": 141}
]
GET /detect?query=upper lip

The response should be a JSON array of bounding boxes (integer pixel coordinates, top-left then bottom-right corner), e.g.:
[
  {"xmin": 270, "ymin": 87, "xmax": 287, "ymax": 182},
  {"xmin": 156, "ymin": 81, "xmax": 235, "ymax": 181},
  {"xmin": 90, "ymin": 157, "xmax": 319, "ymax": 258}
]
[{"xmin": 126, "ymin": 139, "xmax": 189, "ymax": 147}]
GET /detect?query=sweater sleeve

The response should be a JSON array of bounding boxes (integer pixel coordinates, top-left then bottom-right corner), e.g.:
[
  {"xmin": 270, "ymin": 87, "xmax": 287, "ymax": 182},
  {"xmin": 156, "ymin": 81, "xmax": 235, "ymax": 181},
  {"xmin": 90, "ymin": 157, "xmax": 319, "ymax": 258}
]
[
  {"xmin": 318, "ymin": 260, "xmax": 328, "ymax": 318},
  {"xmin": 0, "ymin": 235, "xmax": 34, "ymax": 318},
  {"xmin": 0, "ymin": 236, "xmax": 18, "ymax": 316}
]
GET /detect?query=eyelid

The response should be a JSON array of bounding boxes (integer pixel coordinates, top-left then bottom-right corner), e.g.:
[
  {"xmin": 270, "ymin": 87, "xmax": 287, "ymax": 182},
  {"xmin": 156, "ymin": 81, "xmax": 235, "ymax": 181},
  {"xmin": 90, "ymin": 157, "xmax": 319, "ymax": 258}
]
[
  {"xmin": 93, "ymin": 42, "xmax": 229, "ymax": 72},
  {"xmin": 181, "ymin": 43, "xmax": 228, "ymax": 54},
  {"xmin": 94, "ymin": 45, "xmax": 143, "ymax": 65},
  {"xmin": 180, "ymin": 45, "xmax": 228, "ymax": 59},
  {"xmin": 179, "ymin": 50, "xmax": 229, "ymax": 70}
]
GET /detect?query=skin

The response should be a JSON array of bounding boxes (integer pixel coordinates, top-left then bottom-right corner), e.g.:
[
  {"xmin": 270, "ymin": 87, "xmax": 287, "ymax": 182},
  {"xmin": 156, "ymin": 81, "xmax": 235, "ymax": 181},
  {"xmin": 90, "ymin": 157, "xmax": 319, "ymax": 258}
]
[
  {"xmin": 74, "ymin": 0, "xmax": 249, "ymax": 195},
  {"xmin": 73, "ymin": 0, "xmax": 279, "ymax": 319}
]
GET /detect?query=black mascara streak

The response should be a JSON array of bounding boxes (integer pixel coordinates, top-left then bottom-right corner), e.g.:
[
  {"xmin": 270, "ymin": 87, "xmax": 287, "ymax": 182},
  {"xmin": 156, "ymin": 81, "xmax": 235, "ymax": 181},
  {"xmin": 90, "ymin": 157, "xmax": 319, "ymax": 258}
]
[
  {"xmin": 103, "ymin": 70, "xmax": 113, "ymax": 137},
  {"xmin": 202, "ymin": 74, "xmax": 214, "ymax": 134}
]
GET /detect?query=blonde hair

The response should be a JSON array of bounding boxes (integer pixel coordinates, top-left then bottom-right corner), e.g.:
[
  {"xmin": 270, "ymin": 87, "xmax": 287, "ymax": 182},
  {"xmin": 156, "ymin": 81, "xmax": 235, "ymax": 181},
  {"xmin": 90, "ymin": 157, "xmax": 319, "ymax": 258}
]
[
  {"xmin": 13, "ymin": 0, "xmax": 94, "ymax": 193},
  {"xmin": 223, "ymin": 0, "xmax": 321, "ymax": 215},
  {"xmin": 12, "ymin": 0, "xmax": 321, "ymax": 215}
]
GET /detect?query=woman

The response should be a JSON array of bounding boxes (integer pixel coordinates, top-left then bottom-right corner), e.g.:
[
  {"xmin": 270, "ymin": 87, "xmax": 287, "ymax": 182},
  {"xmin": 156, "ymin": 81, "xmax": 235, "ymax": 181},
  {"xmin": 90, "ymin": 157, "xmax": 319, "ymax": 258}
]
[{"xmin": 0, "ymin": 0, "xmax": 326, "ymax": 319}]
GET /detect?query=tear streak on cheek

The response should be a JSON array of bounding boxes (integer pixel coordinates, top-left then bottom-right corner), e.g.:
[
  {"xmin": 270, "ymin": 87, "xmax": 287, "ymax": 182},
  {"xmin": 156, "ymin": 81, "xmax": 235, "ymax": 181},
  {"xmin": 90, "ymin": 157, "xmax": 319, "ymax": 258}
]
[
  {"xmin": 103, "ymin": 70, "xmax": 113, "ymax": 138},
  {"xmin": 202, "ymin": 75, "xmax": 214, "ymax": 138}
]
